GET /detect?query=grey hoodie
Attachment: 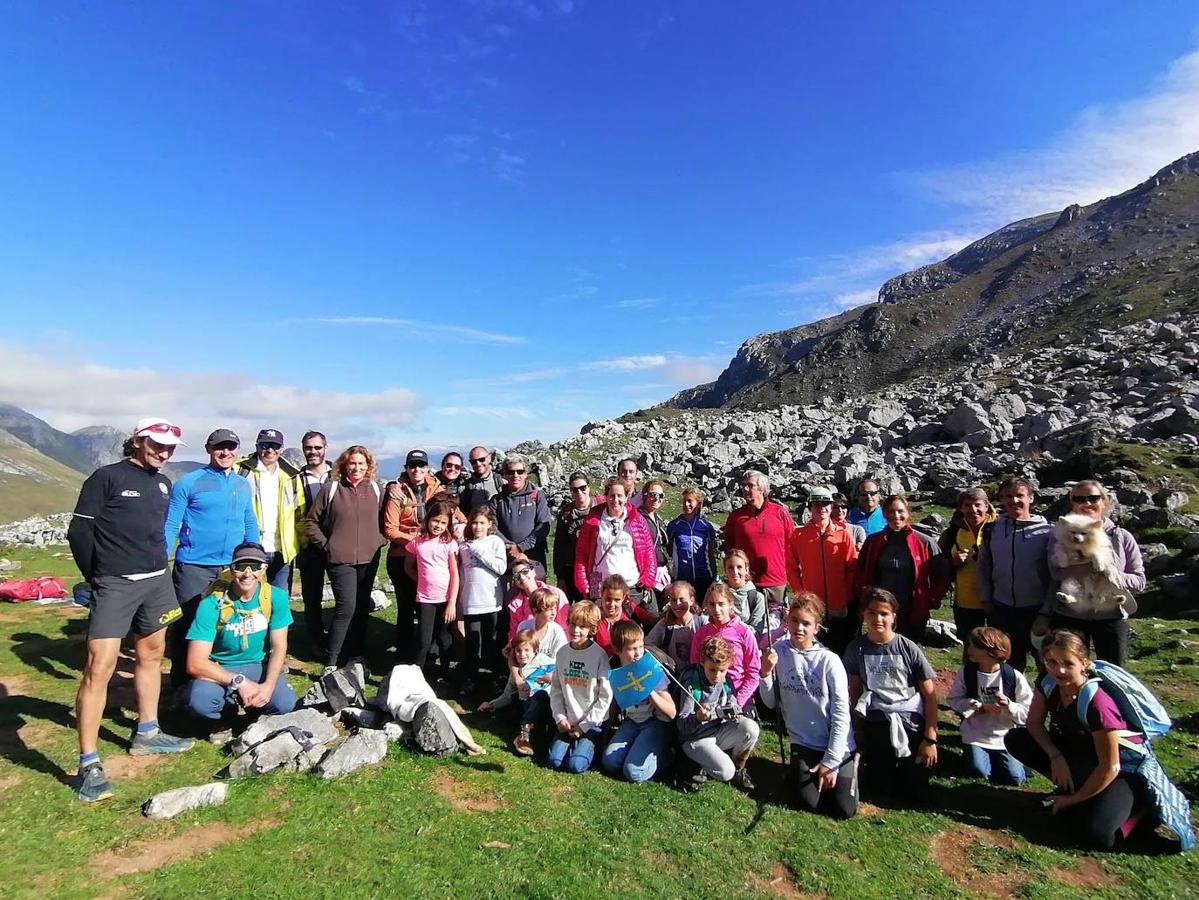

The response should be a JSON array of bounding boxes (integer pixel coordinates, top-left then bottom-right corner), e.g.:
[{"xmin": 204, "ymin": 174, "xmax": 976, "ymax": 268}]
[{"xmin": 976, "ymin": 515, "xmax": 1055, "ymax": 609}]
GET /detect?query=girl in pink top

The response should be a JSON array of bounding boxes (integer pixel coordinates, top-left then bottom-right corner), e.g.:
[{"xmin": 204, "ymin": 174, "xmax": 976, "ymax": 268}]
[
  {"xmin": 690, "ymin": 582, "xmax": 761, "ymax": 710},
  {"xmin": 405, "ymin": 500, "xmax": 460, "ymax": 673}
]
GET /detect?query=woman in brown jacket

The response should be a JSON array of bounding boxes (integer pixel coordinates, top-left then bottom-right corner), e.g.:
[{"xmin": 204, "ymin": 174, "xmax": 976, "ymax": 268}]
[{"xmin": 304, "ymin": 445, "xmax": 386, "ymax": 670}]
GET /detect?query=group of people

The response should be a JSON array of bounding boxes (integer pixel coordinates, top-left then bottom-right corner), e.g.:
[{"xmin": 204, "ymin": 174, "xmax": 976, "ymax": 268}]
[{"xmin": 60, "ymin": 418, "xmax": 1192, "ymax": 854}]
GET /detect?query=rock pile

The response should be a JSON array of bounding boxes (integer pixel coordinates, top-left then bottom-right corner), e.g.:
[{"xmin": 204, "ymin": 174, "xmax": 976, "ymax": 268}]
[{"xmin": 0, "ymin": 514, "xmax": 70, "ymax": 546}]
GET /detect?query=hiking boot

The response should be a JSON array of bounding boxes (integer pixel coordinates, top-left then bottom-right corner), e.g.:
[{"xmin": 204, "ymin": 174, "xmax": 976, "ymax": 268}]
[
  {"xmin": 730, "ymin": 767, "xmax": 755, "ymax": 792},
  {"xmin": 73, "ymin": 763, "xmax": 114, "ymax": 803},
  {"xmin": 681, "ymin": 770, "xmax": 708, "ymax": 793},
  {"xmin": 129, "ymin": 729, "xmax": 194, "ymax": 756},
  {"xmin": 513, "ymin": 724, "xmax": 534, "ymax": 756}
]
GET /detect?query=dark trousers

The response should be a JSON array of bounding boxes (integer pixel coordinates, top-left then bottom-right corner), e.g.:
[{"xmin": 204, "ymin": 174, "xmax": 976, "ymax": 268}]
[
  {"xmin": 556, "ymin": 570, "xmax": 585, "ymax": 605},
  {"xmin": 1005, "ymin": 727, "xmax": 1145, "ymax": 850},
  {"xmin": 325, "ymin": 553, "xmax": 381, "ymax": 668},
  {"xmin": 859, "ymin": 717, "xmax": 930, "ymax": 803},
  {"xmin": 387, "ymin": 554, "xmax": 418, "ymax": 662},
  {"xmin": 168, "ymin": 562, "xmax": 223, "ymax": 687},
  {"xmin": 1051, "ymin": 614, "xmax": 1129, "ymax": 667},
  {"xmin": 823, "ymin": 614, "xmax": 859, "ymax": 657},
  {"xmin": 462, "ymin": 611, "xmax": 498, "ymax": 679},
  {"xmin": 265, "ymin": 552, "xmax": 291, "ymax": 593},
  {"xmin": 296, "ymin": 546, "xmax": 328, "ymax": 654},
  {"xmin": 415, "ymin": 601, "xmax": 452, "ymax": 672},
  {"xmin": 791, "ymin": 744, "xmax": 858, "ymax": 819},
  {"xmin": 988, "ymin": 604, "xmax": 1040, "ymax": 672},
  {"xmin": 952, "ymin": 605, "xmax": 988, "ymax": 641},
  {"xmin": 899, "ymin": 616, "xmax": 928, "ymax": 645}
]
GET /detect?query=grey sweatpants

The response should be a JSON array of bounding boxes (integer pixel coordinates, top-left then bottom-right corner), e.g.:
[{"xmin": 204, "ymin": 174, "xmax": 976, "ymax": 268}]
[{"xmin": 681, "ymin": 717, "xmax": 760, "ymax": 782}]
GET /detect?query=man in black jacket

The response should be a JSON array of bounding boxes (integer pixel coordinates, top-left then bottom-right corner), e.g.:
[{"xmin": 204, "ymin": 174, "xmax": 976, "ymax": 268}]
[{"xmin": 67, "ymin": 418, "xmax": 195, "ymax": 802}]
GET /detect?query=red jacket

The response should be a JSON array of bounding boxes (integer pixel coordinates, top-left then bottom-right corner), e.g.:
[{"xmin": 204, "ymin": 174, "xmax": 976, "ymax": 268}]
[
  {"xmin": 785, "ymin": 521, "xmax": 858, "ymax": 615},
  {"xmin": 723, "ymin": 499, "xmax": 796, "ymax": 588},
  {"xmin": 574, "ymin": 503, "xmax": 657, "ymax": 597},
  {"xmin": 857, "ymin": 527, "xmax": 949, "ymax": 624},
  {"xmin": 595, "ymin": 603, "xmax": 658, "ymax": 656}
]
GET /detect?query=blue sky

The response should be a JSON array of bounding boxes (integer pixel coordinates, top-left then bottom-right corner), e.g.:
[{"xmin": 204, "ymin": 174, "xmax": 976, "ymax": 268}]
[{"xmin": 2, "ymin": 2, "xmax": 1197, "ymax": 464}]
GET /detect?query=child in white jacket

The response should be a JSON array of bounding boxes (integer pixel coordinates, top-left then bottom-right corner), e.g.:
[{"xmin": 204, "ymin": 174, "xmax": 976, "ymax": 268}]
[{"xmin": 946, "ymin": 626, "xmax": 1032, "ymax": 785}]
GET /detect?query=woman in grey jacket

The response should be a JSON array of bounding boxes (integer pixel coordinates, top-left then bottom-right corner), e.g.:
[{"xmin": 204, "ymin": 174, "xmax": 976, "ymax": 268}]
[
  {"xmin": 976, "ymin": 477, "xmax": 1054, "ymax": 671},
  {"xmin": 1034, "ymin": 480, "xmax": 1145, "ymax": 666}
]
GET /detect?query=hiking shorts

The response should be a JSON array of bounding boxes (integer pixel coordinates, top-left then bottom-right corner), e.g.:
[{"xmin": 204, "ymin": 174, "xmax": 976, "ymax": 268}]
[{"xmin": 88, "ymin": 573, "xmax": 181, "ymax": 639}]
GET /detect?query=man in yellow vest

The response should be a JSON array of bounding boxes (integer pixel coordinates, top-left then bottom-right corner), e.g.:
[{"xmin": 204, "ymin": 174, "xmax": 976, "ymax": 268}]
[{"xmin": 236, "ymin": 428, "xmax": 306, "ymax": 593}]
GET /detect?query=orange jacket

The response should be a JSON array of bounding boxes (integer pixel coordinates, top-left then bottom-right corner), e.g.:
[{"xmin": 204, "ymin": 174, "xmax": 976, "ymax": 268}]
[
  {"xmin": 383, "ymin": 473, "xmax": 441, "ymax": 557},
  {"xmin": 785, "ymin": 521, "xmax": 858, "ymax": 615}
]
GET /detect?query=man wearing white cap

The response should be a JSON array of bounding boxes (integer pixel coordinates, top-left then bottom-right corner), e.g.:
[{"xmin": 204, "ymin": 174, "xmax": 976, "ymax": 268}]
[{"xmin": 67, "ymin": 418, "xmax": 195, "ymax": 803}]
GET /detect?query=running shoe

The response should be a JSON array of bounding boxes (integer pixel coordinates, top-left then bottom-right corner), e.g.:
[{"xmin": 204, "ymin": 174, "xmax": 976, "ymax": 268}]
[
  {"xmin": 129, "ymin": 730, "xmax": 194, "ymax": 756},
  {"xmin": 73, "ymin": 763, "xmax": 114, "ymax": 802}
]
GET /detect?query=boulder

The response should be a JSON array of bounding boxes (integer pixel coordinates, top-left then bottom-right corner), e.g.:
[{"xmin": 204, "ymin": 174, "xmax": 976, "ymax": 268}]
[
  {"xmin": 235, "ymin": 708, "xmax": 339, "ymax": 754},
  {"xmin": 854, "ymin": 401, "xmax": 905, "ymax": 428},
  {"xmin": 314, "ymin": 730, "xmax": 389, "ymax": 779},
  {"xmin": 228, "ymin": 732, "xmax": 304, "ymax": 778},
  {"xmin": 143, "ymin": 782, "xmax": 228, "ymax": 819},
  {"xmin": 1154, "ymin": 489, "xmax": 1190, "ymax": 511},
  {"xmin": 411, "ymin": 701, "xmax": 459, "ymax": 758},
  {"xmin": 943, "ymin": 401, "xmax": 991, "ymax": 440},
  {"xmin": 320, "ymin": 662, "xmax": 369, "ymax": 713}
]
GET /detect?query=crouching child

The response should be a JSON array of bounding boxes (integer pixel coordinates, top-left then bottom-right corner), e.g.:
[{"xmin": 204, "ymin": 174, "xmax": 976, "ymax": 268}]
[
  {"xmin": 547, "ymin": 600, "xmax": 613, "ymax": 773},
  {"xmin": 678, "ymin": 636, "xmax": 759, "ymax": 791},
  {"xmin": 602, "ymin": 620, "xmax": 677, "ymax": 783},
  {"xmin": 478, "ymin": 629, "xmax": 555, "ymax": 756}
]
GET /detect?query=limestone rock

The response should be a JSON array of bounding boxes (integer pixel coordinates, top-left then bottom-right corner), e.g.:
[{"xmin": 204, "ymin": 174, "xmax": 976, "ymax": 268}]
[
  {"xmin": 314, "ymin": 729, "xmax": 389, "ymax": 779},
  {"xmin": 143, "ymin": 782, "xmax": 228, "ymax": 819}
]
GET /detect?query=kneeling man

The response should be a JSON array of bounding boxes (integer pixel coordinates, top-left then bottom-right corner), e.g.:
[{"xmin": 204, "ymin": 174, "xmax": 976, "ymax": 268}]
[{"xmin": 185, "ymin": 541, "xmax": 297, "ymax": 721}]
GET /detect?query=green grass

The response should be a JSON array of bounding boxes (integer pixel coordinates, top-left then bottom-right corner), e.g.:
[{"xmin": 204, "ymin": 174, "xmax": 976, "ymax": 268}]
[{"xmin": 2, "ymin": 546, "xmax": 1198, "ymax": 898}]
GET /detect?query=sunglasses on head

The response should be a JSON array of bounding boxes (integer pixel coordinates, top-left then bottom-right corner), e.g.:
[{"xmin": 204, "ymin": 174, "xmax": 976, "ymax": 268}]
[
  {"xmin": 1072, "ymin": 494, "xmax": 1102, "ymax": 503},
  {"xmin": 142, "ymin": 422, "xmax": 182, "ymax": 438},
  {"xmin": 232, "ymin": 561, "xmax": 264, "ymax": 573},
  {"xmin": 645, "ymin": 491, "xmax": 665, "ymax": 500}
]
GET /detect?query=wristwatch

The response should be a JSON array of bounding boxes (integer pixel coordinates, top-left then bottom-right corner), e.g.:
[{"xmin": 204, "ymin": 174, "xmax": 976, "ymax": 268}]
[{"xmin": 229, "ymin": 673, "xmax": 246, "ymax": 690}]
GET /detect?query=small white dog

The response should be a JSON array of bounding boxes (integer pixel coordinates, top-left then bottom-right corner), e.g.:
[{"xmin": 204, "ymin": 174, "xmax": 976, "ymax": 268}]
[{"xmin": 1050, "ymin": 513, "xmax": 1132, "ymax": 616}]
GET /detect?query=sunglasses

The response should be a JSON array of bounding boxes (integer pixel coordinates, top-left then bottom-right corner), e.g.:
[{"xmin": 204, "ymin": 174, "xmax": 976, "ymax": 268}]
[
  {"xmin": 809, "ymin": 500, "xmax": 832, "ymax": 506},
  {"xmin": 469, "ymin": 457, "xmax": 487, "ymax": 465},
  {"xmin": 645, "ymin": 491, "xmax": 665, "ymax": 500},
  {"xmin": 513, "ymin": 568, "xmax": 533, "ymax": 579},
  {"xmin": 834, "ymin": 504, "xmax": 849, "ymax": 510},
  {"xmin": 506, "ymin": 469, "xmax": 526, "ymax": 476},
  {"xmin": 142, "ymin": 422, "xmax": 182, "ymax": 438},
  {"xmin": 443, "ymin": 463, "xmax": 462, "ymax": 470},
  {"xmin": 570, "ymin": 484, "xmax": 589, "ymax": 492},
  {"xmin": 1071, "ymin": 494, "xmax": 1102, "ymax": 503},
  {"xmin": 258, "ymin": 443, "xmax": 282, "ymax": 451},
  {"xmin": 406, "ymin": 462, "xmax": 425, "ymax": 469},
  {"xmin": 232, "ymin": 561, "xmax": 264, "ymax": 573},
  {"xmin": 858, "ymin": 490, "xmax": 879, "ymax": 497},
  {"xmin": 302, "ymin": 445, "xmax": 324, "ymax": 452}
]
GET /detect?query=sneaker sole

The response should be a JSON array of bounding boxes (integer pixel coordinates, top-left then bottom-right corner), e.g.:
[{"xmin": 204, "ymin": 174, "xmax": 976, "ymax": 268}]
[
  {"xmin": 129, "ymin": 743, "xmax": 194, "ymax": 756},
  {"xmin": 76, "ymin": 787, "xmax": 114, "ymax": 803}
]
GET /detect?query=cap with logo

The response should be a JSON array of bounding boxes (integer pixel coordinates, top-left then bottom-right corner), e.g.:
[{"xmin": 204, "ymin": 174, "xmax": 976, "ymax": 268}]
[
  {"xmin": 205, "ymin": 428, "xmax": 240, "ymax": 448},
  {"xmin": 134, "ymin": 417, "xmax": 185, "ymax": 446},
  {"xmin": 807, "ymin": 485, "xmax": 835, "ymax": 503},
  {"xmin": 405, "ymin": 449, "xmax": 429, "ymax": 467},
  {"xmin": 256, "ymin": 428, "xmax": 284, "ymax": 447}
]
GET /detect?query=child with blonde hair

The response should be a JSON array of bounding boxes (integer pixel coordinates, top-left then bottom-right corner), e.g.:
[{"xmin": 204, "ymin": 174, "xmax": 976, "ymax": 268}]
[
  {"xmin": 678, "ymin": 636, "xmax": 759, "ymax": 790},
  {"xmin": 479, "ymin": 629, "xmax": 555, "ymax": 755},
  {"xmin": 547, "ymin": 601, "xmax": 613, "ymax": 773},
  {"xmin": 602, "ymin": 620, "xmax": 677, "ymax": 783}
]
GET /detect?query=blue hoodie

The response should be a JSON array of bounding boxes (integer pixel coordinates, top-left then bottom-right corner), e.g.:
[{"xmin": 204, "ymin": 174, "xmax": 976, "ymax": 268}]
[{"xmin": 165, "ymin": 465, "xmax": 260, "ymax": 565}]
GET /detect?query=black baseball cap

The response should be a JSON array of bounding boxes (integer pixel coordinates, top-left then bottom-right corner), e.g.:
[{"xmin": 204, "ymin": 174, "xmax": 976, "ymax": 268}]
[
  {"xmin": 257, "ymin": 428, "xmax": 284, "ymax": 446},
  {"xmin": 206, "ymin": 428, "xmax": 240, "ymax": 448},
  {"xmin": 405, "ymin": 449, "xmax": 429, "ymax": 467}
]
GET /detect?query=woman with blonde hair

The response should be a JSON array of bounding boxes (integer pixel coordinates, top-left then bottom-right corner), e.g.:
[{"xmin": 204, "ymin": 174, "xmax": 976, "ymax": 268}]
[{"xmin": 303, "ymin": 445, "xmax": 386, "ymax": 669}]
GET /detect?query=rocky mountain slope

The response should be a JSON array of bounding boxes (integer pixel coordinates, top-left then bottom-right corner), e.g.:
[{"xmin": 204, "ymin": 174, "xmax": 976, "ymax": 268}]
[
  {"xmin": 0, "ymin": 429, "xmax": 84, "ymax": 521},
  {"xmin": 659, "ymin": 151, "xmax": 1199, "ymax": 411}
]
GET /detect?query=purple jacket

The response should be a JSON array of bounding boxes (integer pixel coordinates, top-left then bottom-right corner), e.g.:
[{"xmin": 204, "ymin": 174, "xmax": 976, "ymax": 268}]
[{"xmin": 1044, "ymin": 519, "xmax": 1145, "ymax": 620}]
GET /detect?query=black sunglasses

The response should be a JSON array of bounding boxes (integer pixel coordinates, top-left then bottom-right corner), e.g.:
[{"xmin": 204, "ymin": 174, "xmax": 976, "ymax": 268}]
[
  {"xmin": 469, "ymin": 457, "xmax": 487, "ymax": 464},
  {"xmin": 1071, "ymin": 494, "xmax": 1102, "ymax": 503},
  {"xmin": 570, "ymin": 484, "xmax": 589, "ymax": 492},
  {"xmin": 858, "ymin": 490, "xmax": 879, "ymax": 497},
  {"xmin": 506, "ymin": 469, "xmax": 526, "ymax": 476},
  {"xmin": 645, "ymin": 491, "xmax": 665, "ymax": 500}
]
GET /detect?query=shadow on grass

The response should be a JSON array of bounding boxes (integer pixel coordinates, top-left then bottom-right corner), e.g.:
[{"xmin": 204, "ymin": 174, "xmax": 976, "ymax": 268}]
[
  {"xmin": 10, "ymin": 617, "xmax": 90, "ymax": 680},
  {"xmin": 0, "ymin": 681, "xmax": 124, "ymax": 784}
]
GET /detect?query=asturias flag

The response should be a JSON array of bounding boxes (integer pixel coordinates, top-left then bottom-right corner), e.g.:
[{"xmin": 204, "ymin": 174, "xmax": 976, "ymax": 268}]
[{"xmin": 610, "ymin": 652, "xmax": 665, "ymax": 710}]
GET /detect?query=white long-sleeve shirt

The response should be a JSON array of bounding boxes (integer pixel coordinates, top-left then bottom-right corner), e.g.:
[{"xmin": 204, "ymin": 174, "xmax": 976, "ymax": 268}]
[
  {"xmin": 946, "ymin": 664, "xmax": 1032, "ymax": 750},
  {"xmin": 549, "ymin": 640, "xmax": 612, "ymax": 731},
  {"xmin": 458, "ymin": 534, "xmax": 507, "ymax": 615},
  {"xmin": 759, "ymin": 638, "xmax": 854, "ymax": 769}
]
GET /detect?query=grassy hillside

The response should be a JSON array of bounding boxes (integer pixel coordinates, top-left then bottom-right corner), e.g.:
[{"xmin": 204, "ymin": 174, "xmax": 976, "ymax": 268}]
[{"xmin": 0, "ymin": 429, "xmax": 83, "ymax": 522}]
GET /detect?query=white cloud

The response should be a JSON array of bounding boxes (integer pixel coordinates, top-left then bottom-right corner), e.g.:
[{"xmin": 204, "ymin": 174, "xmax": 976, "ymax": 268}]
[
  {"xmin": 832, "ymin": 289, "xmax": 877, "ymax": 310},
  {"xmin": 614, "ymin": 296, "xmax": 662, "ymax": 309},
  {"xmin": 456, "ymin": 353, "xmax": 721, "ymax": 389},
  {"xmin": 581, "ymin": 354, "xmax": 668, "ymax": 372},
  {"xmin": 0, "ymin": 340, "xmax": 424, "ymax": 453},
  {"xmin": 301, "ymin": 316, "xmax": 525, "ymax": 345},
  {"xmin": 904, "ymin": 47, "xmax": 1199, "ymax": 221},
  {"xmin": 436, "ymin": 406, "xmax": 533, "ymax": 419},
  {"xmin": 659, "ymin": 358, "xmax": 721, "ymax": 385}
]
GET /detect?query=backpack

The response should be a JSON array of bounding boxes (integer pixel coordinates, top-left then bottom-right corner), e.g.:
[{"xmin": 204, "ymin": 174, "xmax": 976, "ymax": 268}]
[
  {"xmin": 213, "ymin": 584, "xmax": 273, "ymax": 651},
  {"xmin": 963, "ymin": 661, "xmax": 1017, "ymax": 702},
  {"xmin": 0, "ymin": 576, "xmax": 68, "ymax": 602},
  {"xmin": 1045, "ymin": 660, "xmax": 1172, "ymax": 746}
]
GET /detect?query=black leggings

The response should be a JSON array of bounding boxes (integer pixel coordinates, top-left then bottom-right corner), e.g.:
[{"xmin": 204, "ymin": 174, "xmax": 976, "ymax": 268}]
[
  {"xmin": 415, "ymin": 601, "xmax": 452, "ymax": 672},
  {"xmin": 325, "ymin": 553, "xmax": 380, "ymax": 668},
  {"xmin": 1005, "ymin": 728, "xmax": 1146, "ymax": 850},
  {"xmin": 462, "ymin": 611, "xmax": 498, "ymax": 679},
  {"xmin": 858, "ymin": 717, "xmax": 930, "ymax": 803},
  {"xmin": 387, "ymin": 555, "xmax": 418, "ymax": 662},
  {"xmin": 791, "ymin": 744, "xmax": 858, "ymax": 819}
]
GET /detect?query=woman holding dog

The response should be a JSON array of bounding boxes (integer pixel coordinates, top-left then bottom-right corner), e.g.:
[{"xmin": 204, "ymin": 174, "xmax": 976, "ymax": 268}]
[{"xmin": 1033, "ymin": 480, "xmax": 1145, "ymax": 666}]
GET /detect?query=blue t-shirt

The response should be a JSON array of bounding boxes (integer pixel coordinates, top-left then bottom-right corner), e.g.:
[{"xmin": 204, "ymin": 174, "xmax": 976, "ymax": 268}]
[
  {"xmin": 186, "ymin": 583, "xmax": 292, "ymax": 667},
  {"xmin": 848, "ymin": 506, "xmax": 886, "ymax": 538}
]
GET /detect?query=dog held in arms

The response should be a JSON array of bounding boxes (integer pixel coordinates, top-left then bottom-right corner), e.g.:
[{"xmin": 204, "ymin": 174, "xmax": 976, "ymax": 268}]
[{"xmin": 1050, "ymin": 513, "xmax": 1133, "ymax": 616}]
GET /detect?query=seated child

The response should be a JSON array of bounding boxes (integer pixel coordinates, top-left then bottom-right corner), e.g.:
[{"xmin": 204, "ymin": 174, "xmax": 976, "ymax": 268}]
[
  {"xmin": 723, "ymin": 549, "xmax": 765, "ymax": 633},
  {"xmin": 595, "ymin": 574, "xmax": 658, "ymax": 657},
  {"xmin": 515, "ymin": 587, "xmax": 569, "ymax": 660},
  {"xmin": 678, "ymin": 636, "xmax": 760, "ymax": 790},
  {"xmin": 478, "ymin": 629, "xmax": 555, "ymax": 756},
  {"xmin": 690, "ymin": 582, "xmax": 761, "ymax": 711},
  {"xmin": 759, "ymin": 593, "xmax": 857, "ymax": 819},
  {"xmin": 646, "ymin": 580, "xmax": 707, "ymax": 671},
  {"xmin": 947, "ymin": 626, "xmax": 1031, "ymax": 786},
  {"xmin": 602, "ymin": 620, "xmax": 677, "ymax": 783},
  {"xmin": 843, "ymin": 587, "xmax": 939, "ymax": 804},
  {"xmin": 547, "ymin": 600, "xmax": 613, "ymax": 773}
]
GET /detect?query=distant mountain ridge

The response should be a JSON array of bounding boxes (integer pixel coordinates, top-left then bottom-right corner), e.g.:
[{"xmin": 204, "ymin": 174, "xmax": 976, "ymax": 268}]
[{"xmin": 655, "ymin": 150, "xmax": 1199, "ymax": 412}]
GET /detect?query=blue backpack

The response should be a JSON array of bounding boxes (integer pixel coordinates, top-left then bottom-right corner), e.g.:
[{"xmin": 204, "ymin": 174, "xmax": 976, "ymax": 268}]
[{"xmin": 1047, "ymin": 660, "xmax": 1172, "ymax": 747}]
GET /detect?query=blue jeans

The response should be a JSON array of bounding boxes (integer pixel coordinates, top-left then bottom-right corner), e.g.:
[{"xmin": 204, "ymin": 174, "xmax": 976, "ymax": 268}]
[
  {"xmin": 546, "ymin": 726, "xmax": 603, "ymax": 774},
  {"xmin": 965, "ymin": 743, "xmax": 1027, "ymax": 786},
  {"xmin": 185, "ymin": 662, "xmax": 297, "ymax": 720},
  {"xmin": 602, "ymin": 717, "xmax": 674, "ymax": 783}
]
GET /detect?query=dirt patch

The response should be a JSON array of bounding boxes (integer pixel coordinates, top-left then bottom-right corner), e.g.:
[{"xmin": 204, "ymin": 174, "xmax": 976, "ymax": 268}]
[
  {"xmin": 0, "ymin": 773, "xmax": 23, "ymax": 794},
  {"xmin": 746, "ymin": 863, "xmax": 824, "ymax": 899},
  {"xmin": 930, "ymin": 825, "xmax": 1027, "ymax": 898},
  {"xmin": 93, "ymin": 818, "xmax": 277, "ymax": 877},
  {"xmin": 0, "ymin": 674, "xmax": 33, "ymax": 697},
  {"xmin": 856, "ymin": 801, "xmax": 885, "ymax": 817},
  {"xmin": 1049, "ymin": 859, "xmax": 1121, "ymax": 889},
  {"xmin": 430, "ymin": 771, "xmax": 508, "ymax": 813},
  {"xmin": 933, "ymin": 667, "xmax": 957, "ymax": 701},
  {"xmin": 97, "ymin": 754, "xmax": 172, "ymax": 779}
]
